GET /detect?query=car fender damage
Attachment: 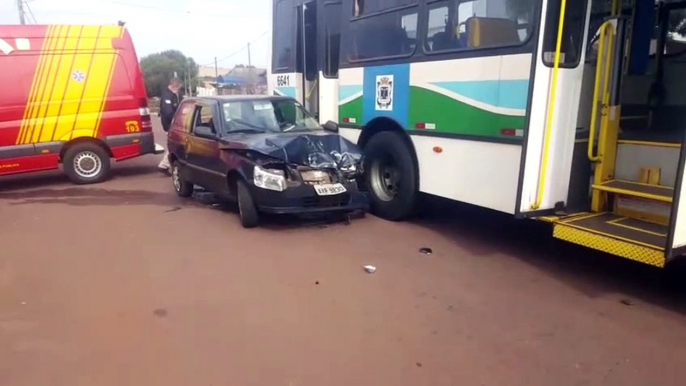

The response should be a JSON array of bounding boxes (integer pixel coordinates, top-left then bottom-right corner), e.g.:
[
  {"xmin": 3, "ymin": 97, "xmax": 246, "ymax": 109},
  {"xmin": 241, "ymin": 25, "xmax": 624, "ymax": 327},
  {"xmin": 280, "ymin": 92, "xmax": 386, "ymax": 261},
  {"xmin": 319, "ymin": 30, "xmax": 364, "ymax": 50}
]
[
  {"xmin": 217, "ymin": 131, "xmax": 368, "ymax": 216},
  {"xmin": 219, "ymin": 132, "xmax": 364, "ymax": 180}
]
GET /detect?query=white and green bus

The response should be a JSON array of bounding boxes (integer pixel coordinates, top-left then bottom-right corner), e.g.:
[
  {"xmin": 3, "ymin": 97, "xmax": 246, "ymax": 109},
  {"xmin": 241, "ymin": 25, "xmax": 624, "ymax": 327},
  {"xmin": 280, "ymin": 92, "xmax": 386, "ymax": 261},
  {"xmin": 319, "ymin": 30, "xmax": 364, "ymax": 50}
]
[{"xmin": 268, "ymin": 0, "xmax": 686, "ymax": 268}]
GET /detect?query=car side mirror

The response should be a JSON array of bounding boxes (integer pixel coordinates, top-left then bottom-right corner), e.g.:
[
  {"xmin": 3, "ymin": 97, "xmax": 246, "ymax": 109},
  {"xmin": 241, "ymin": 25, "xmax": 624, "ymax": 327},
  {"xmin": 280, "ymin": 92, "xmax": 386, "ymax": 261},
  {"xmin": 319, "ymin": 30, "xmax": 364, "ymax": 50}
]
[
  {"xmin": 322, "ymin": 120, "xmax": 339, "ymax": 133},
  {"xmin": 194, "ymin": 125, "xmax": 215, "ymax": 139}
]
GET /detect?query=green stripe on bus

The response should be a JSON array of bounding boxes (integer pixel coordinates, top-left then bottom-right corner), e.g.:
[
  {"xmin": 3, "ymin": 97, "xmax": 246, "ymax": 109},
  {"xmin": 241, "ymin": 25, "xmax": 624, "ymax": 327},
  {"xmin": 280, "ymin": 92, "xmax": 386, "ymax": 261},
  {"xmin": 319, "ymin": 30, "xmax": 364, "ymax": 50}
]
[{"xmin": 408, "ymin": 86, "xmax": 526, "ymax": 138}]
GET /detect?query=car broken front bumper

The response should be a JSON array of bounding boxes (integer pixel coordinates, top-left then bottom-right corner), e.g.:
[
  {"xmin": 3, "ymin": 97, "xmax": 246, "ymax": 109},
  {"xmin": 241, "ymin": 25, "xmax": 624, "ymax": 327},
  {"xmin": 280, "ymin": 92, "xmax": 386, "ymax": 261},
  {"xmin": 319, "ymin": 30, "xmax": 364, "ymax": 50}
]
[{"xmin": 250, "ymin": 180, "xmax": 368, "ymax": 215}]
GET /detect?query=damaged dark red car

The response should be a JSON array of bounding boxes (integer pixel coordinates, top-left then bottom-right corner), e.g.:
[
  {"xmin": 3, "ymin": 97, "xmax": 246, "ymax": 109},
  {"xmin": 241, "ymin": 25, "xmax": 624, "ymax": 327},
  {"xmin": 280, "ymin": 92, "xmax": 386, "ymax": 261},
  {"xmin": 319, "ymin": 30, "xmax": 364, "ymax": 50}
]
[{"xmin": 166, "ymin": 95, "xmax": 368, "ymax": 228}]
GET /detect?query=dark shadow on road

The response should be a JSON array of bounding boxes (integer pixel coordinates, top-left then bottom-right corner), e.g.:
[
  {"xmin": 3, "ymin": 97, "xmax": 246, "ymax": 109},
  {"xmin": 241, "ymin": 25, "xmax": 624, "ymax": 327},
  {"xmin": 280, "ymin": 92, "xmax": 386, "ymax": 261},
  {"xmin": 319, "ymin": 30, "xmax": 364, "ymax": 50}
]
[
  {"xmin": 0, "ymin": 164, "xmax": 160, "ymax": 192},
  {"xmin": 411, "ymin": 194, "xmax": 686, "ymax": 316},
  {"xmin": 192, "ymin": 191, "xmax": 360, "ymax": 230},
  {"xmin": 0, "ymin": 186, "xmax": 186, "ymax": 207}
]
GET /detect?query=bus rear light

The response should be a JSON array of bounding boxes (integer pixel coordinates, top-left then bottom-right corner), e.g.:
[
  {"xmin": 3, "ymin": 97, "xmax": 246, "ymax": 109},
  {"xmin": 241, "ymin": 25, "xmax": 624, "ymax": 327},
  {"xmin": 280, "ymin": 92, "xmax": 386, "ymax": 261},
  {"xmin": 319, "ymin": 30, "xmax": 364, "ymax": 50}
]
[
  {"xmin": 433, "ymin": 146, "xmax": 443, "ymax": 153},
  {"xmin": 416, "ymin": 123, "xmax": 436, "ymax": 130},
  {"xmin": 343, "ymin": 117, "xmax": 357, "ymax": 123}
]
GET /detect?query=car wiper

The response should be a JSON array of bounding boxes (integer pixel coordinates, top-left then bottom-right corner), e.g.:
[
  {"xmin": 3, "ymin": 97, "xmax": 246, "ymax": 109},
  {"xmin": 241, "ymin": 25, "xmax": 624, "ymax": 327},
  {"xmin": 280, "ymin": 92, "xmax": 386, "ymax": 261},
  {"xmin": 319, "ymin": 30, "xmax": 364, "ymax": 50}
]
[
  {"xmin": 225, "ymin": 128, "xmax": 266, "ymax": 134},
  {"xmin": 230, "ymin": 118, "xmax": 269, "ymax": 131}
]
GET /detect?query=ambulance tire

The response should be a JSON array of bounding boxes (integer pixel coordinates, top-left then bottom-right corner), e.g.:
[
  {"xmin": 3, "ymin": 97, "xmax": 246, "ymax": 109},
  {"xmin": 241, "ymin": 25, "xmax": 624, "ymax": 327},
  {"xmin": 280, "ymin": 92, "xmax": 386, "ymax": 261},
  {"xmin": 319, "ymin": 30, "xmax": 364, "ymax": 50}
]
[
  {"xmin": 363, "ymin": 131, "xmax": 417, "ymax": 221},
  {"xmin": 63, "ymin": 142, "xmax": 112, "ymax": 185}
]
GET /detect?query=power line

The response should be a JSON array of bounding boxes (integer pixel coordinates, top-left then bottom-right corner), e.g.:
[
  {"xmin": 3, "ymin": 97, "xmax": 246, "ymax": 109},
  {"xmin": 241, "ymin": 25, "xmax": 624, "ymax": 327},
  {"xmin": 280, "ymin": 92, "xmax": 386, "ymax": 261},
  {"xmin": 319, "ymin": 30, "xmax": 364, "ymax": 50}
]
[
  {"xmin": 24, "ymin": 1, "xmax": 38, "ymax": 23},
  {"xmin": 204, "ymin": 31, "xmax": 268, "ymax": 66},
  {"xmin": 107, "ymin": 1, "xmax": 242, "ymax": 19},
  {"xmin": 31, "ymin": 0, "xmax": 247, "ymax": 20}
]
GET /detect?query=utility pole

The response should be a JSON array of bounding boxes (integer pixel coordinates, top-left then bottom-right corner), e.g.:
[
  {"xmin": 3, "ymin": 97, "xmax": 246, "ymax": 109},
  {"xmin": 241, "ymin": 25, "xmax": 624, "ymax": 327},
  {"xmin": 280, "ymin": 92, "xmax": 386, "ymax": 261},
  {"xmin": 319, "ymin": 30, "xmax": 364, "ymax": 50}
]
[
  {"xmin": 17, "ymin": 0, "xmax": 25, "ymax": 25},
  {"xmin": 247, "ymin": 43, "xmax": 253, "ymax": 94},
  {"xmin": 247, "ymin": 42, "xmax": 252, "ymax": 67}
]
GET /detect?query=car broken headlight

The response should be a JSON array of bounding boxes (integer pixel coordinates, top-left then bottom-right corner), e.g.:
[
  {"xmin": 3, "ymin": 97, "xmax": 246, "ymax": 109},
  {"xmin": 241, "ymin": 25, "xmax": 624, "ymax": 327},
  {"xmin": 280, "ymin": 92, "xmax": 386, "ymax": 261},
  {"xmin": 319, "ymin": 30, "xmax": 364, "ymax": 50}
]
[{"xmin": 253, "ymin": 165, "xmax": 287, "ymax": 192}]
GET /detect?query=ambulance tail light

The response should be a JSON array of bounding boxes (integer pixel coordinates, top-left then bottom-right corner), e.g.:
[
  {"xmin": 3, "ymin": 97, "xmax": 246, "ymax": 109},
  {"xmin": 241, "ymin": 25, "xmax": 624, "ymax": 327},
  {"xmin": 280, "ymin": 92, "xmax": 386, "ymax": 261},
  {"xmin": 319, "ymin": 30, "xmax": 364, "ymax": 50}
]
[{"xmin": 139, "ymin": 98, "xmax": 152, "ymax": 131}]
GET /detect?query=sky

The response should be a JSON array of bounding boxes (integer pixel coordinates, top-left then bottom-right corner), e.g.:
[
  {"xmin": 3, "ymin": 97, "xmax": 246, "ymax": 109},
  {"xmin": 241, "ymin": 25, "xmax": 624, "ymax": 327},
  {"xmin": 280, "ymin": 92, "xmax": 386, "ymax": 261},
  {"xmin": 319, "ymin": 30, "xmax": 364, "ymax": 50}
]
[{"xmin": 0, "ymin": 0, "xmax": 272, "ymax": 68}]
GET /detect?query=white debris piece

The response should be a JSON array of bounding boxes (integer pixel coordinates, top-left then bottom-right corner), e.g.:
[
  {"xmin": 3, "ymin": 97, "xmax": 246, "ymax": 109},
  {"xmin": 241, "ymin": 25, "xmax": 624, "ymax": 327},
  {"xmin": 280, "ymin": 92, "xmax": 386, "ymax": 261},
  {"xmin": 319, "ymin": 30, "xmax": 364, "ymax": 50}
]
[{"xmin": 364, "ymin": 265, "xmax": 376, "ymax": 274}]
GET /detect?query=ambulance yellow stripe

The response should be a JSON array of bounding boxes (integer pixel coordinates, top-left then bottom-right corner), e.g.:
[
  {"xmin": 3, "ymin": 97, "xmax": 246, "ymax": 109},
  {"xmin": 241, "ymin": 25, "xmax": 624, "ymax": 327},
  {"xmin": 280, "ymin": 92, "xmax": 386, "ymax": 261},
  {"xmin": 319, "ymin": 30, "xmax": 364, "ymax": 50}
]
[
  {"xmin": 93, "ymin": 26, "xmax": 124, "ymax": 138},
  {"xmin": 22, "ymin": 25, "xmax": 62, "ymax": 144},
  {"xmin": 52, "ymin": 25, "xmax": 95, "ymax": 142},
  {"xmin": 39, "ymin": 25, "xmax": 83, "ymax": 142},
  {"xmin": 73, "ymin": 26, "xmax": 121, "ymax": 139},
  {"xmin": 18, "ymin": 25, "xmax": 55, "ymax": 145},
  {"xmin": 30, "ymin": 25, "xmax": 70, "ymax": 144}
]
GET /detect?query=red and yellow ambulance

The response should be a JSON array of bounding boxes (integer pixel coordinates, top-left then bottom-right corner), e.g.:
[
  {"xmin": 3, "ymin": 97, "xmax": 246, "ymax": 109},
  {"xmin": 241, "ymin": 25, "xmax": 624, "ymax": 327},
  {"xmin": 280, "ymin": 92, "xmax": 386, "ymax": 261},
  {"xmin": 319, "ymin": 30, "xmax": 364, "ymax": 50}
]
[{"xmin": 0, "ymin": 24, "xmax": 162, "ymax": 184}]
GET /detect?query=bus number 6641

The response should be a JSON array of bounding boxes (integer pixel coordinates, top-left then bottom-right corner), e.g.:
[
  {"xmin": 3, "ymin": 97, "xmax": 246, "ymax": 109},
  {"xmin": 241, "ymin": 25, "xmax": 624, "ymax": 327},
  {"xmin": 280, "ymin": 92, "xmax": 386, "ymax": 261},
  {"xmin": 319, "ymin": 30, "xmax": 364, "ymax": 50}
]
[{"xmin": 276, "ymin": 75, "xmax": 290, "ymax": 87}]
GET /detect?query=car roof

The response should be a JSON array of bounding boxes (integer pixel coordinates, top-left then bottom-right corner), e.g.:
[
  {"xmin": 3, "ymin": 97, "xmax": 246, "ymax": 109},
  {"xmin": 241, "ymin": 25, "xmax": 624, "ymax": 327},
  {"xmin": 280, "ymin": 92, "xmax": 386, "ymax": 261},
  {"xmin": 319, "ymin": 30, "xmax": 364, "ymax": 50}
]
[{"xmin": 186, "ymin": 95, "xmax": 296, "ymax": 104}]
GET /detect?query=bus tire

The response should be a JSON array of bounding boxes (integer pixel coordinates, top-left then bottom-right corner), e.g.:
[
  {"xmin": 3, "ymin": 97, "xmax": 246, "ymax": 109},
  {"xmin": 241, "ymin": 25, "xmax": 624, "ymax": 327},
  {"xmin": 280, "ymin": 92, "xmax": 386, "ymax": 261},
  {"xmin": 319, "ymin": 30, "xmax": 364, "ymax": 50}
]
[
  {"xmin": 63, "ymin": 142, "xmax": 111, "ymax": 185},
  {"xmin": 363, "ymin": 131, "xmax": 417, "ymax": 221}
]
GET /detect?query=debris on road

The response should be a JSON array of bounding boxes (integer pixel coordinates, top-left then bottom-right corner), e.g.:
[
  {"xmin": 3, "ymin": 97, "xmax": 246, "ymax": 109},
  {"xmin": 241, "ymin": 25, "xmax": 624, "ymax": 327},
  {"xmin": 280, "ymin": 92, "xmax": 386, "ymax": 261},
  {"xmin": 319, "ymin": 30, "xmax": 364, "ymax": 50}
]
[
  {"xmin": 620, "ymin": 299, "xmax": 634, "ymax": 306},
  {"xmin": 364, "ymin": 265, "xmax": 377, "ymax": 274},
  {"xmin": 164, "ymin": 206, "xmax": 182, "ymax": 213},
  {"xmin": 419, "ymin": 247, "xmax": 433, "ymax": 255},
  {"xmin": 153, "ymin": 308, "xmax": 168, "ymax": 317}
]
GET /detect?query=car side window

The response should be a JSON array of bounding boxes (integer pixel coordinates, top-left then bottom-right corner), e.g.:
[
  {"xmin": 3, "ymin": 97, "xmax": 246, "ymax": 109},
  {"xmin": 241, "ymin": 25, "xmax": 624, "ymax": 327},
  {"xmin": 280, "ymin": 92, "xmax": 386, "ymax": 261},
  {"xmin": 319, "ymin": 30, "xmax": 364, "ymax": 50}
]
[
  {"xmin": 173, "ymin": 101, "xmax": 194, "ymax": 132},
  {"xmin": 192, "ymin": 104, "xmax": 216, "ymax": 134}
]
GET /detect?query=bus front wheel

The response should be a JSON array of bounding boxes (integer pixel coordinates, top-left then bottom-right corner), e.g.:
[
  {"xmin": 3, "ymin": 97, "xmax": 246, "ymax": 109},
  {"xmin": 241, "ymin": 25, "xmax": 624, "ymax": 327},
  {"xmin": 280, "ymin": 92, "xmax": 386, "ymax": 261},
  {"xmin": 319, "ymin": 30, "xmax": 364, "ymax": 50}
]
[{"xmin": 363, "ymin": 131, "xmax": 417, "ymax": 221}]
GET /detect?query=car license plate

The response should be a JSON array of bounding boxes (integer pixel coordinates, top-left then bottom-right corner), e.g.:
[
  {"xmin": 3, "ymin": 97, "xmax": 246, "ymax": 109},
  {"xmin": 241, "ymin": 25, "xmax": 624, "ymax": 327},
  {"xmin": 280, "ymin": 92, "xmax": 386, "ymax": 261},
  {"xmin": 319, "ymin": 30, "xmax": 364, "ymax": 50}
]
[{"xmin": 314, "ymin": 183, "xmax": 347, "ymax": 196}]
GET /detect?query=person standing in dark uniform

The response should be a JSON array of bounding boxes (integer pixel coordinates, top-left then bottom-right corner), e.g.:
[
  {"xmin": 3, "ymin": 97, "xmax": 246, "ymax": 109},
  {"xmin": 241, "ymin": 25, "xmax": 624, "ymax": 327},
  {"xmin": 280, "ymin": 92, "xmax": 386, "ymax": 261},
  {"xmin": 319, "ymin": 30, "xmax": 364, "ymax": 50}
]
[{"xmin": 158, "ymin": 77, "xmax": 182, "ymax": 174}]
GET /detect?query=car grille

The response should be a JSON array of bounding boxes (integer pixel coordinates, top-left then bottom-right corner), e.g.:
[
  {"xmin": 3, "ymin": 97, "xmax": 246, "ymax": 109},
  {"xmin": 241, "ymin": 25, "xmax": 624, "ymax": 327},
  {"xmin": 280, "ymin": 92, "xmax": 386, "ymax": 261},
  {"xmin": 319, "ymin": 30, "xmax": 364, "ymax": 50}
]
[{"xmin": 301, "ymin": 193, "xmax": 351, "ymax": 208}]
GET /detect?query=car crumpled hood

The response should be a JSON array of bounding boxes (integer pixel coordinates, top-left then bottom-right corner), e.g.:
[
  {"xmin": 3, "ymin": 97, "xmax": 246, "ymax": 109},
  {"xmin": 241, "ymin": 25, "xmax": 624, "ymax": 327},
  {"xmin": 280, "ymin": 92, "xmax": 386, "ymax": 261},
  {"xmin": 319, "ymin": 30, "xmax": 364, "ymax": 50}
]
[{"xmin": 220, "ymin": 131, "xmax": 363, "ymax": 170}]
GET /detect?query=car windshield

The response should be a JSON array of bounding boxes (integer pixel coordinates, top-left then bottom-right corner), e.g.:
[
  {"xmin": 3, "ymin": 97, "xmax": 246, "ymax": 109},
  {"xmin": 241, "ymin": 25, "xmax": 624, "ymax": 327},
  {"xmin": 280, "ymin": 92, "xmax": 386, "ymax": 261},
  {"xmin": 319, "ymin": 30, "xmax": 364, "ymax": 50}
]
[{"xmin": 222, "ymin": 99, "xmax": 320, "ymax": 133}]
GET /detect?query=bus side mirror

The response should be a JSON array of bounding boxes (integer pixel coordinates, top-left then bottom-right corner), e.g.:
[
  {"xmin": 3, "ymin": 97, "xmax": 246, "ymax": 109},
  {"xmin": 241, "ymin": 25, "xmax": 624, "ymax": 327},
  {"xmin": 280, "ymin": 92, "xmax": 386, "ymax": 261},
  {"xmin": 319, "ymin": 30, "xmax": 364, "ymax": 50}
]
[{"xmin": 323, "ymin": 120, "xmax": 339, "ymax": 133}]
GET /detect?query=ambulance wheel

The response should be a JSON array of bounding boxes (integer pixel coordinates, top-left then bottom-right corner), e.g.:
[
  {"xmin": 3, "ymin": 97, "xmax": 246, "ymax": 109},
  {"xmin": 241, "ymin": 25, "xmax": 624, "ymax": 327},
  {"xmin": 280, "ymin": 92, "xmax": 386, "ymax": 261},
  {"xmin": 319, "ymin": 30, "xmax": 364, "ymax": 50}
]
[
  {"xmin": 363, "ymin": 131, "xmax": 417, "ymax": 221},
  {"xmin": 237, "ymin": 179, "xmax": 259, "ymax": 228},
  {"xmin": 63, "ymin": 142, "xmax": 111, "ymax": 185}
]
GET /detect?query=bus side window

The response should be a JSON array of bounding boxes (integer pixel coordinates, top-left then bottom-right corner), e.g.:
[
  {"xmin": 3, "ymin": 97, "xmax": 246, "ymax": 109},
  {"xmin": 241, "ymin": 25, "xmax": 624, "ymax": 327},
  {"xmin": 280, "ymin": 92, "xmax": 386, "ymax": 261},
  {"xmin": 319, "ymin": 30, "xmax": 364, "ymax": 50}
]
[
  {"xmin": 542, "ymin": 0, "xmax": 589, "ymax": 67},
  {"xmin": 346, "ymin": 4, "xmax": 419, "ymax": 61},
  {"xmin": 425, "ymin": 0, "xmax": 535, "ymax": 53}
]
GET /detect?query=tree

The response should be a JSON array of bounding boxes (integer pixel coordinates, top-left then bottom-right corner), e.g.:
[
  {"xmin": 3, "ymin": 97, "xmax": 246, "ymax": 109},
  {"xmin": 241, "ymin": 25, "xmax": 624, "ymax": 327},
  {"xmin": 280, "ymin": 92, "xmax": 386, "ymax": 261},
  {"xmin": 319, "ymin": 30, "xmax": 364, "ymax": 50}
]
[{"xmin": 140, "ymin": 50, "xmax": 199, "ymax": 97}]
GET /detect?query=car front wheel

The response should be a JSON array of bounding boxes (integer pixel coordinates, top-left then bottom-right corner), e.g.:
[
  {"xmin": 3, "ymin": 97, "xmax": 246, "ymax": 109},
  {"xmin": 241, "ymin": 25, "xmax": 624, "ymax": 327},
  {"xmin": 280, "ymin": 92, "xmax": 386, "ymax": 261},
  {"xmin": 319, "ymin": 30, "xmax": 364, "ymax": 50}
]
[{"xmin": 237, "ymin": 179, "xmax": 259, "ymax": 228}]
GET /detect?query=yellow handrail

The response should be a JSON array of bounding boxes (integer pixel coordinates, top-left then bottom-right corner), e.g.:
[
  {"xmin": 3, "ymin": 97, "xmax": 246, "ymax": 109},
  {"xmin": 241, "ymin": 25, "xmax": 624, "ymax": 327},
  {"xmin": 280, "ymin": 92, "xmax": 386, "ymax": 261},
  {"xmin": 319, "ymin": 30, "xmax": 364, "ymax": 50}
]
[
  {"xmin": 587, "ymin": 21, "xmax": 616, "ymax": 162},
  {"xmin": 531, "ymin": 0, "xmax": 568, "ymax": 210}
]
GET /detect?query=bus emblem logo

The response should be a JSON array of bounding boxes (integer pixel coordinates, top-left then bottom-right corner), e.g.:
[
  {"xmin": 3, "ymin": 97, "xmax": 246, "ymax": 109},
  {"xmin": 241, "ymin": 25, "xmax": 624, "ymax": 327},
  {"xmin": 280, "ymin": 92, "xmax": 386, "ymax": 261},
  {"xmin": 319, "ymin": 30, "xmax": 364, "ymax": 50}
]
[{"xmin": 376, "ymin": 75, "xmax": 394, "ymax": 111}]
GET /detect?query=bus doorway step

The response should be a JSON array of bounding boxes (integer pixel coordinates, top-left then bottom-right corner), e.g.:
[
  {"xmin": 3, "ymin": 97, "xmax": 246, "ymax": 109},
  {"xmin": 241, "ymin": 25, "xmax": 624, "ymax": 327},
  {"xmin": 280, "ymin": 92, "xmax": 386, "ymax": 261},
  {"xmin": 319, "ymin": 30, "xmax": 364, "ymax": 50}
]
[{"xmin": 552, "ymin": 212, "xmax": 666, "ymax": 268}]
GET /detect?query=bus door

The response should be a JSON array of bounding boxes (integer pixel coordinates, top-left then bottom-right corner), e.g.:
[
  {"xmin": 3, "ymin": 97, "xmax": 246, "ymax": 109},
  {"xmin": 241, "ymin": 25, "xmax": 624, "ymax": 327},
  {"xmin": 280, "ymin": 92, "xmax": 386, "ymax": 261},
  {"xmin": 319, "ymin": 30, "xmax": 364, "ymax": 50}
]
[
  {"xmin": 517, "ymin": 0, "xmax": 592, "ymax": 215},
  {"xmin": 271, "ymin": 0, "xmax": 304, "ymax": 103},
  {"xmin": 317, "ymin": 0, "xmax": 341, "ymax": 124},
  {"xmin": 301, "ymin": 1, "xmax": 320, "ymax": 116}
]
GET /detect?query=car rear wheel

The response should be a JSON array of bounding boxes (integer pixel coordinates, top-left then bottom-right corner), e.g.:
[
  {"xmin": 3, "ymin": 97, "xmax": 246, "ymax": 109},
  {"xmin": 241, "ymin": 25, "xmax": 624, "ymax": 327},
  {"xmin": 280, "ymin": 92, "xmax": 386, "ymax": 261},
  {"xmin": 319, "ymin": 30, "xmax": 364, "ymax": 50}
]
[
  {"xmin": 172, "ymin": 161, "xmax": 193, "ymax": 198},
  {"xmin": 237, "ymin": 179, "xmax": 259, "ymax": 228},
  {"xmin": 363, "ymin": 131, "xmax": 417, "ymax": 221},
  {"xmin": 63, "ymin": 142, "xmax": 111, "ymax": 185}
]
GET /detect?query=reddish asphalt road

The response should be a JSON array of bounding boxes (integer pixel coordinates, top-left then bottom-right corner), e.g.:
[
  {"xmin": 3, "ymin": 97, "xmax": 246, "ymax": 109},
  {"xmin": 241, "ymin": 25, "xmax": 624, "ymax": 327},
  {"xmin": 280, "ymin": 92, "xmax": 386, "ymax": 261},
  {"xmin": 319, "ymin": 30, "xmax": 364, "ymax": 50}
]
[{"xmin": 2, "ymin": 121, "xmax": 686, "ymax": 386}]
